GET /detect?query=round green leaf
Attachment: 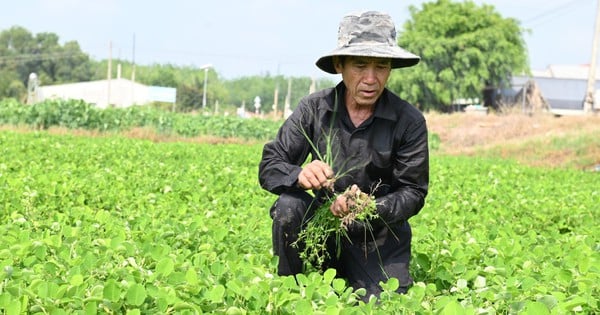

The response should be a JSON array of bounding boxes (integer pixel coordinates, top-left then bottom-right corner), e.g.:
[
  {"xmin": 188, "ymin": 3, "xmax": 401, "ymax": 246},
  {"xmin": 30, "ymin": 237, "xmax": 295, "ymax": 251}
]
[{"xmin": 126, "ymin": 283, "xmax": 147, "ymax": 306}]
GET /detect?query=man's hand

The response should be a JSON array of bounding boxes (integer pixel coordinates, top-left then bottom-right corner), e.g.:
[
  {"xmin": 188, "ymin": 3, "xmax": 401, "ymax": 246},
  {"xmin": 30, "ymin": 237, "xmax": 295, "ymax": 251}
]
[
  {"xmin": 330, "ymin": 194, "xmax": 349, "ymax": 217},
  {"xmin": 297, "ymin": 160, "xmax": 334, "ymax": 191}
]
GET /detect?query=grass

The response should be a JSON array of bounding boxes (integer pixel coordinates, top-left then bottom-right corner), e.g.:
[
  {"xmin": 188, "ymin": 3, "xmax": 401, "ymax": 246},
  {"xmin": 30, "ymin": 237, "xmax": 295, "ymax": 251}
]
[
  {"xmin": 426, "ymin": 111, "xmax": 600, "ymax": 170},
  {"xmin": 480, "ymin": 132, "xmax": 600, "ymax": 170}
]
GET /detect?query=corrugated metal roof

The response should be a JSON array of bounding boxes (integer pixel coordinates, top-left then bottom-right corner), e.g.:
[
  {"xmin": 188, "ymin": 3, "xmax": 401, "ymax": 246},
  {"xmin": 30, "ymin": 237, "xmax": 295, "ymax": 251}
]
[
  {"xmin": 533, "ymin": 64, "xmax": 600, "ymax": 80},
  {"xmin": 510, "ymin": 64, "xmax": 600, "ymax": 111},
  {"xmin": 512, "ymin": 75, "xmax": 600, "ymax": 110}
]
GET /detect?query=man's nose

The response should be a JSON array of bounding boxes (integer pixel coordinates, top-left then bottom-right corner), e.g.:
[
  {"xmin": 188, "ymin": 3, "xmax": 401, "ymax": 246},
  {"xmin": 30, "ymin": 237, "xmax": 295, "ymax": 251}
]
[{"xmin": 363, "ymin": 66, "xmax": 378, "ymax": 83}]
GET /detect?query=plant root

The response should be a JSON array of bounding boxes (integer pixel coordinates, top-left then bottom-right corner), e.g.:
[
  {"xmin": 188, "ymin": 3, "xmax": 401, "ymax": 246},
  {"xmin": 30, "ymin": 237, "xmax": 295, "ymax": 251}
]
[{"xmin": 294, "ymin": 184, "xmax": 379, "ymax": 271}]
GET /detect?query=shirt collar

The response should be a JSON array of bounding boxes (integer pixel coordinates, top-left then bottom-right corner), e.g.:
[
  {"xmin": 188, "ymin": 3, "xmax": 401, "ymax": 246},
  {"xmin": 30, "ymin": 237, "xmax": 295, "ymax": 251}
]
[{"xmin": 328, "ymin": 82, "xmax": 399, "ymax": 122}]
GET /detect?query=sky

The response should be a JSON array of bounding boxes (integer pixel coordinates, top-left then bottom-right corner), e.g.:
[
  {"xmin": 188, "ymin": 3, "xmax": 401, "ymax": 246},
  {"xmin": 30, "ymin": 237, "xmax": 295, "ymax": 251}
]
[{"xmin": 0, "ymin": 0, "xmax": 597, "ymax": 79}]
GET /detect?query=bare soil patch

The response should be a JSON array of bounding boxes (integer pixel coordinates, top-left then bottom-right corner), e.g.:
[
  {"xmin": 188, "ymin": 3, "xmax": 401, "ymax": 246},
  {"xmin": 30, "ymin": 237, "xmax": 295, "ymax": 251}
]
[{"xmin": 426, "ymin": 111, "xmax": 600, "ymax": 169}]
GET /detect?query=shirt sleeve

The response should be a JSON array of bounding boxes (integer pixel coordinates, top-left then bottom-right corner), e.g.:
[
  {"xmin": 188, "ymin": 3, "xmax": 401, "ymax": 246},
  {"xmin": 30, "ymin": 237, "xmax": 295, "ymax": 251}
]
[
  {"xmin": 374, "ymin": 117, "xmax": 429, "ymax": 225},
  {"xmin": 258, "ymin": 100, "xmax": 313, "ymax": 195}
]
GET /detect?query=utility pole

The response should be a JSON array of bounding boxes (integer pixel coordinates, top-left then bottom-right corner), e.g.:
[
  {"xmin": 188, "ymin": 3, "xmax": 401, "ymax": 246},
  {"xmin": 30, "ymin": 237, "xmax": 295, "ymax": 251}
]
[
  {"xmin": 131, "ymin": 34, "xmax": 136, "ymax": 108},
  {"xmin": 107, "ymin": 41, "xmax": 112, "ymax": 107},
  {"xmin": 584, "ymin": 0, "xmax": 600, "ymax": 113},
  {"xmin": 284, "ymin": 78, "xmax": 292, "ymax": 119},
  {"xmin": 131, "ymin": 33, "xmax": 136, "ymax": 83},
  {"xmin": 200, "ymin": 64, "xmax": 212, "ymax": 109},
  {"xmin": 273, "ymin": 63, "xmax": 281, "ymax": 118}
]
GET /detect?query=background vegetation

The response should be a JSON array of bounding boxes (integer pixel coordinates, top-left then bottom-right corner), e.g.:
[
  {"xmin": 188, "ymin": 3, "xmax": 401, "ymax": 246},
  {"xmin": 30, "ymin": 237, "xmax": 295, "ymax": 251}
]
[
  {"xmin": 0, "ymin": 0, "xmax": 528, "ymax": 113},
  {"xmin": 0, "ymin": 99, "xmax": 281, "ymax": 141},
  {"xmin": 389, "ymin": 0, "xmax": 528, "ymax": 111}
]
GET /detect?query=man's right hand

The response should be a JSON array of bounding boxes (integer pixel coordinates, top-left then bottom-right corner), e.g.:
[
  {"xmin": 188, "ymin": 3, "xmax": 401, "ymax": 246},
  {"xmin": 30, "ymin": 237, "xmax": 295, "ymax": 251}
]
[{"xmin": 297, "ymin": 160, "xmax": 334, "ymax": 190}]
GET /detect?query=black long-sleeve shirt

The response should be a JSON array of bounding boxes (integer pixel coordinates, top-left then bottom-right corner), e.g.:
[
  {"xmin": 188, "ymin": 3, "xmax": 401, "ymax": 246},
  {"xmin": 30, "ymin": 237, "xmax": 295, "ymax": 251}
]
[{"xmin": 259, "ymin": 82, "xmax": 429, "ymax": 229}]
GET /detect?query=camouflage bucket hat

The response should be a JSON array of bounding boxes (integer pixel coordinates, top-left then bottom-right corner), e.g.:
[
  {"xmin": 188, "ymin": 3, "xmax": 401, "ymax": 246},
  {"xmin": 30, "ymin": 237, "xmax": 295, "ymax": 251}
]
[{"xmin": 316, "ymin": 11, "xmax": 420, "ymax": 74}]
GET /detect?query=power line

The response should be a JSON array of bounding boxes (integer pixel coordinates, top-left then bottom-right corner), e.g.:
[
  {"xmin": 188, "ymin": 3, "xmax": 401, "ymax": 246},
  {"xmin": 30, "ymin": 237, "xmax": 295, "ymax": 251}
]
[
  {"xmin": 0, "ymin": 52, "xmax": 83, "ymax": 63},
  {"xmin": 522, "ymin": 0, "xmax": 587, "ymax": 27}
]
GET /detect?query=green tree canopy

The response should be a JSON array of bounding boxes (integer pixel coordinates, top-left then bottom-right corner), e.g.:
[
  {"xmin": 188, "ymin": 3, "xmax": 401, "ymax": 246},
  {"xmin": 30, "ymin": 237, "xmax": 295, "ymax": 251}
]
[
  {"xmin": 0, "ymin": 26, "xmax": 92, "ymax": 88},
  {"xmin": 388, "ymin": 0, "xmax": 529, "ymax": 111}
]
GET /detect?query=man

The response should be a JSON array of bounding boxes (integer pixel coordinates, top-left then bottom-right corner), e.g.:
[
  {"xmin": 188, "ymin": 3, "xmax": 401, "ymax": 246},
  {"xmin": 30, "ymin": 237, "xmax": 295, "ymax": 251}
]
[{"xmin": 258, "ymin": 11, "xmax": 429, "ymax": 300}]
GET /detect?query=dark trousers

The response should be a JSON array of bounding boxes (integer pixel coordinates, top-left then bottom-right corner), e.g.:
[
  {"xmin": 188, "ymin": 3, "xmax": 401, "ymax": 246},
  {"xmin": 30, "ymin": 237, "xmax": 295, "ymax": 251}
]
[{"xmin": 269, "ymin": 191, "xmax": 413, "ymax": 300}]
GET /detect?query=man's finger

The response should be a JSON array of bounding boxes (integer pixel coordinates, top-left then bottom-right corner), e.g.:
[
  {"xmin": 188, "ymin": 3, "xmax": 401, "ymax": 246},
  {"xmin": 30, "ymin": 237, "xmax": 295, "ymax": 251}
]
[{"xmin": 311, "ymin": 160, "xmax": 334, "ymax": 178}]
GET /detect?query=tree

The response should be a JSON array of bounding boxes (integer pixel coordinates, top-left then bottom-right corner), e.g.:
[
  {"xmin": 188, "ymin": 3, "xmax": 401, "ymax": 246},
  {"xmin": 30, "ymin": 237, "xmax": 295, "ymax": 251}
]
[
  {"xmin": 0, "ymin": 26, "xmax": 93, "ymax": 99},
  {"xmin": 388, "ymin": 0, "xmax": 529, "ymax": 111},
  {"xmin": 223, "ymin": 75, "xmax": 334, "ymax": 116}
]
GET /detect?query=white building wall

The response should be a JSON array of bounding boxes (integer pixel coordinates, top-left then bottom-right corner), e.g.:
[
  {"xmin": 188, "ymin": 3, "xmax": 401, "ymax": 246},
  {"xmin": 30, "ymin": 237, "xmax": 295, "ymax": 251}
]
[{"xmin": 38, "ymin": 79, "xmax": 156, "ymax": 109}]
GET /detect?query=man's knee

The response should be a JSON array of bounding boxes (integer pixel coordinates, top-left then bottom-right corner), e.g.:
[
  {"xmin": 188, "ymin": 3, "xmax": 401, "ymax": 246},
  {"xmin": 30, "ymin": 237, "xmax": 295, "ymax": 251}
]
[{"xmin": 270, "ymin": 192, "xmax": 312, "ymax": 227}]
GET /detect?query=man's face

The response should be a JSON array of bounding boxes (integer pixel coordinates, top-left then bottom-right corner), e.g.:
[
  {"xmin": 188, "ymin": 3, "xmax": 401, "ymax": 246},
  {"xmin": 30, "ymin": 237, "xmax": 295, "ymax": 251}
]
[{"xmin": 334, "ymin": 56, "xmax": 392, "ymax": 107}]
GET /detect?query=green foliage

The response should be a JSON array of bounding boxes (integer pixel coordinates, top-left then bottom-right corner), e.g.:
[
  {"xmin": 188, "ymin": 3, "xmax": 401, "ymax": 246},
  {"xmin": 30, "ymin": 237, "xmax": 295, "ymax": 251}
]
[
  {"xmin": 388, "ymin": 0, "xmax": 529, "ymax": 110},
  {"xmin": 0, "ymin": 98, "xmax": 282, "ymax": 140},
  {"xmin": 0, "ymin": 72, "xmax": 26, "ymax": 101},
  {"xmin": 222, "ymin": 75, "xmax": 334, "ymax": 115},
  {"xmin": 0, "ymin": 131, "xmax": 597, "ymax": 313},
  {"xmin": 0, "ymin": 26, "xmax": 92, "ymax": 88}
]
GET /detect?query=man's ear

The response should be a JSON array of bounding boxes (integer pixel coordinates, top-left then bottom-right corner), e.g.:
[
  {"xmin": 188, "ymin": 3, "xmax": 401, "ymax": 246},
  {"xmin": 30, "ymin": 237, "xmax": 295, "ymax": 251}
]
[{"xmin": 332, "ymin": 56, "xmax": 343, "ymax": 74}]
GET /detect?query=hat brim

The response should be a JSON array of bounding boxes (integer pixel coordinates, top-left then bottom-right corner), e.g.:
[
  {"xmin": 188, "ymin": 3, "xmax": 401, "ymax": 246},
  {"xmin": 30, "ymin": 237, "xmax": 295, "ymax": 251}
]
[{"xmin": 315, "ymin": 45, "xmax": 420, "ymax": 74}]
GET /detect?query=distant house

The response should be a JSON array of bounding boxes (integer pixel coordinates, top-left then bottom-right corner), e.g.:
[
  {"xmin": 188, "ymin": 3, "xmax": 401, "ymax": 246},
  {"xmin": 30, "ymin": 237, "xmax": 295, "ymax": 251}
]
[
  {"xmin": 510, "ymin": 64, "xmax": 600, "ymax": 115},
  {"xmin": 38, "ymin": 78, "xmax": 176, "ymax": 109}
]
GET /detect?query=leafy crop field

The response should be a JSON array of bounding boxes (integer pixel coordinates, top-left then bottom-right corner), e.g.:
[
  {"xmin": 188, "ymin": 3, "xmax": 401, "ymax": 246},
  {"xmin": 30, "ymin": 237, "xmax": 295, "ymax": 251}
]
[
  {"xmin": 0, "ymin": 99, "xmax": 281, "ymax": 141},
  {"xmin": 0, "ymin": 131, "xmax": 598, "ymax": 314}
]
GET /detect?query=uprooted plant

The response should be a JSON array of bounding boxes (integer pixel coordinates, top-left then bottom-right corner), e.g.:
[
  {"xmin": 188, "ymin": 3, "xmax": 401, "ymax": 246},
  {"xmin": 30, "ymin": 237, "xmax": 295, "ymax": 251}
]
[
  {"xmin": 295, "ymin": 182, "xmax": 381, "ymax": 270},
  {"xmin": 291, "ymin": 111, "xmax": 384, "ymax": 270}
]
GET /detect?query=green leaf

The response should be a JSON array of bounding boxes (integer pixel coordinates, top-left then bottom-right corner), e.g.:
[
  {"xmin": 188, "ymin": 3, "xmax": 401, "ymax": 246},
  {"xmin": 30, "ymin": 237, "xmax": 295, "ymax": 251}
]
[
  {"xmin": 84, "ymin": 301, "xmax": 98, "ymax": 314},
  {"xmin": 295, "ymin": 273, "xmax": 309, "ymax": 286},
  {"xmin": 332, "ymin": 278, "xmax": 346, "ymax": 293},
  {"xmin": 156, "ymin": 258, "xmax": 174, "ymax": 277},
  {"xmin": 207, "ymin": 284, "xmax": 225, "ymax": 304},
  {"xmin": 52, "ymin": 309, "xmax": 68, "ymax": 315},
  {"xmin": 522, "ymin": 301, "xmax": 550, "ymax": 315},
  {"xmin": 556, "ymin": 269, "xmax": 572, "ymax": 285},
  {"xmin": 209, "ymin": 261, "xmax": 225, "ymax": 276},
  {"xmin": 5, "ymin": 300, "xmax": 21, "ymax": 315},
  {"xmin": 380, "ymin": 277, "xmax": 399, "ymax": 292},
  {"xmin": 323, "ymin": 268, "xmax": 336, "ymax": 284},
  {"xmin": 69, "ymin": 274, "xmax": 84, "ymax": 286},
  {"xmin": 295, "ymin": 299, "xmax": 313, "ymax": 315},
  {"xmin": 36, "ymin": 281, "xmax": 50, "ymax": 298},
  {"xmin": 439, "ymin": 300, "xmax": 465, "ymax": 315},
  {"xmin": 560, "ymin": 295, "xmax": 587, "ymax": 311},
  {"xmin": 537, "ymin": 295, "xmax": 558, "ymax": 310},
  {"xmin": 415, "ymin": 253, "xmax": 431, "ymax": 270},
  {"xmin": 126, "ymin": 283, "xmax": 147, "ymax": 306},
  {"xmin": 225, "ymin": 306, "xmax": 246, "ymax": 314},
  {"xmin": 185, "ymin": 267, "xmax": 199, "ymax": 286},
  {"xmin": 103, "ymin": 279, "xmax": 121, "ymax": 302}
]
